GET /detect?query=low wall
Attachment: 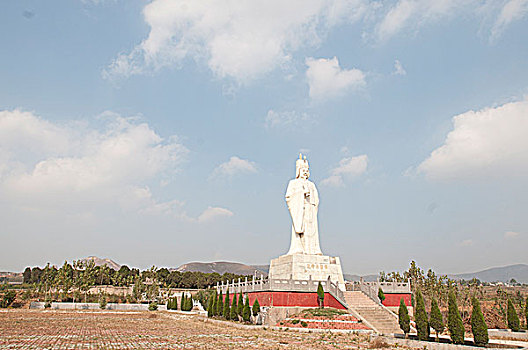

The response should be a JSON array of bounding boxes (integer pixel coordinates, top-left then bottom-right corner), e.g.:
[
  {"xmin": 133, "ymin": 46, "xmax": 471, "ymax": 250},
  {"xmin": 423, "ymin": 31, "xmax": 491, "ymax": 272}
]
[
  {"xmin": 229, "ymin": 291, "xmax": 347, "ymax": 310},
  {"xmin": 382, "ymin": 293, "xmax": 412, "ymax": 307},
  {"xmin": 30, "ymin": 302, "xmax": 167, "ymax": 311}
]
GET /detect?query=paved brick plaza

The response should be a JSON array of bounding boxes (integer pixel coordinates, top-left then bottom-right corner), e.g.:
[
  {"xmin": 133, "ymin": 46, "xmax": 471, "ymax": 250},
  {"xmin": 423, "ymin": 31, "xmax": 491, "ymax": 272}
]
[{"xmin": 0, "ymin": 309, "xmax": 392, "ymax": 349}]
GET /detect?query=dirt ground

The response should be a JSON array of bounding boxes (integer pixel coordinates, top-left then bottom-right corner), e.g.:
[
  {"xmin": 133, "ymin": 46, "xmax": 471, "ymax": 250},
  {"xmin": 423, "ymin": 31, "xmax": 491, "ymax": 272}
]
[{"xmin": 0, "ymin": 309, "xmax": 401, "ymax": 349}]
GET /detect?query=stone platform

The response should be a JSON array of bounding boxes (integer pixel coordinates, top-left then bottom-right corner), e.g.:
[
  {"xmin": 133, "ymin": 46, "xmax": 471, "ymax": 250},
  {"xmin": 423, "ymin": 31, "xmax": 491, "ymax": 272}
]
[{"xmin": 268, "ymin": 254, "xmax": 345, "ymax": 291}]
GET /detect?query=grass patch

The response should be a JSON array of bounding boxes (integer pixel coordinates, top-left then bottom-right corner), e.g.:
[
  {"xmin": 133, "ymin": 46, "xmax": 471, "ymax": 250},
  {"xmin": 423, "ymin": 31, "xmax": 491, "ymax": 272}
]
[{"xmin": 299, "ymin": 308, "xmax": 347, "ymax": 318}]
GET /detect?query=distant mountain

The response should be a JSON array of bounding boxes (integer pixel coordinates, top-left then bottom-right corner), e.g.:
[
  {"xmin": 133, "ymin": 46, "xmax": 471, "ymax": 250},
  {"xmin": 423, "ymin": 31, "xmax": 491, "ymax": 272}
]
[
  {"xmin": 450, "ymin": 264, "xmax": 528, "ymax": 284},
  {"xmin": 176, "ymin": 261, "xmax": 268, "ymax": 276},
  {"xmin": 81, "ymin": 256, "xmax": 121, "ymax": 271}
]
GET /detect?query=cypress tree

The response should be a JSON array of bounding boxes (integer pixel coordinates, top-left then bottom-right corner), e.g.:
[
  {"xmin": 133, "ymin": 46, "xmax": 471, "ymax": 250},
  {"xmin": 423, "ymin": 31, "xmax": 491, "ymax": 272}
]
[
  {"xmin": 415, "ymin": 289, "xmax": 430, "ymax": 341},
  {"xmin": 429, "ymin": 297, "xmax": 444, "ymax": 341},
  {"xmin": 507, "ymin": 299, "xmax": 520, "ymax": 332},
  {"xmin": 525, "ymin": 296, "xmax": 528, "ymax": 330},
  {"xmin": 398, "ymin": 298, "xmax": 410, "ymax": 336},
  {"xmin": 237, "ymin": 292, "xmax": 244, "ymax": 316},
  {"xmin": 470, "ymin": 297, "xmax": 488, "ymax": 347},
  {"xmin": 448, "ymin": 290, "xmax": 465, "ymax": 344},
  {"xmin": 208, "ymin": 297, "xmax": 214, "ymax": 317},
  {"xmin": 242, "ymin": 295, "xmax": 251, "ymax": 322},
  {"xmin": 317, "ymin": 282, "xmax": 325, "ymax": 308},
  {"xmin": 217, "ymin": 291, "xmax": 223, "ymax": 317},
  {"xmin": 230, "ymin": 293, "xmax": 238, "ymax": 320},
  {"xmin": 223, "ymin": 290, "xmax": 230, "ymax": 319},
  {"xmin": 378, "ymin": 287, "xmax": 386, "ymax": 303},
  {"xmin": 180, "ymin": 293, "xmax": 186, "ymax": 311},
  {"xmin": 187, "ymin": 294, "xmax": 193, "ymax": 311},
  {"xmin": 252, "ymin": 298, "xmax": 260, "ymax": 317}
]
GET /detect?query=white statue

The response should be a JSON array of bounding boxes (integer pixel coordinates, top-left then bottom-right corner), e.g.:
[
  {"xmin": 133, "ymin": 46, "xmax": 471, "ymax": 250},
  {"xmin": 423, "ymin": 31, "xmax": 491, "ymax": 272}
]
[{"xmin": 285, "ymin": 154, "xmax": 323, "ymax": 255}]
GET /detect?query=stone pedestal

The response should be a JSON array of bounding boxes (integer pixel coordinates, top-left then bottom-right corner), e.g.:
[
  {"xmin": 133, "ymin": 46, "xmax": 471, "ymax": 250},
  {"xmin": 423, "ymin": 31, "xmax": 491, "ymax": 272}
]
[{"xmin": 268, "ymin": 254, "xmax": 345, "ymax": 291}]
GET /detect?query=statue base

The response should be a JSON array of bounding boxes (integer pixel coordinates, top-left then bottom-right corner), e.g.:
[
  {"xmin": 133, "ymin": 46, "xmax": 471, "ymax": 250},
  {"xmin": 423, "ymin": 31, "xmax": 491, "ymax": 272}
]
[{"xmin": 268, "ymin": 254, "xmax": 346, "ymax": 291}]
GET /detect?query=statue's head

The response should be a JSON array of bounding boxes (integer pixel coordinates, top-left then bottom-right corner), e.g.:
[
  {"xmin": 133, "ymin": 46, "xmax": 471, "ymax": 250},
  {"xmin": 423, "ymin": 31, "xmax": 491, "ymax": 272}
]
[{"xmin": 295, "ymin": 153, "xmax": 310, "ymax": 179}]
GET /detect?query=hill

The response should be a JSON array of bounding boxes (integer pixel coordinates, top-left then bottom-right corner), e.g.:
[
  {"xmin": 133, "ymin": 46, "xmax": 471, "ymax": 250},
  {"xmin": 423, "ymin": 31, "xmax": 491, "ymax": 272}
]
[
  {"xmin": 450, "ymin": 263, "xmax": 528, "ymax": 284},
  {"xmin": 176, "ymin": 261, "xmax": 268, "ymax": 276},
  {"xmin": 80, "ymin": 256, "xmax": 121, "ymax": 271}
]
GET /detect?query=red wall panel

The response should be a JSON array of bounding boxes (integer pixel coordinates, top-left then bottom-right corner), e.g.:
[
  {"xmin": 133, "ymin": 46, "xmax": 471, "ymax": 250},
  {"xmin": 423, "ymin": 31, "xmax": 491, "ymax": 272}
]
[
  {"xmin": 382, "ymin": 293, "xmax": 412, "ymax": 307},
  {"xmin": 224, "ymin": 291, "xmax": 346, "ymax": 309}
]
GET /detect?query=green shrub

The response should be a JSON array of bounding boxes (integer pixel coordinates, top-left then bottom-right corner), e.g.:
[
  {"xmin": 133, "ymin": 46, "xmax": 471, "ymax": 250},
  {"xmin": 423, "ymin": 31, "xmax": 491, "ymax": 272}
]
[
  {"xmin": 507, "ymin": 299, "xmax": 520, "ymax": 332},
  {"xmin": 242, "ymin": 295, "xmax": 251, "ymax": 322},
  {"xmin": 230, "ymin": 293, "xmax": 238, "ymax": 320},
  {"xmin": 470, "ymin": 297, "xmax": 488, "ymax": 347},
  {"xmin": 180, "ymin": 293, "xmax": 186, "ymax": 311},
  {"xmin": 398, "ymin": 298, "xmax": 410, "ymax": 336},
  {"xmin": 223, "ymin": 290, "xmax": 230, "ymax": 319},
  {"xmin": 99, "ymin": 293, "xmax": 107, "ymax": 310},
  {"xmin": 1, "ymin": 290, "xmax": 16, "ymax": 308},
  {"xmin": 429, "ymin": 298, "xmax": 444, "ymax": 341},
  {"xmin": 291, "ymin": 319, "xmax": 300, "ymax": 324},
  {"xmin": 378, "ymin": 287, "xmax": 385, "ymax": 303},
  {"xmin": 207, "ymin": 296, "xmax": 215, "ymax": 317},
  {"xmin": 301, "ymin": 321, "xmax": 308, "ymax": 327},
  {"xmin": 238, "ymin": 292, "xmax": 244, "ymax": 316},
  {"xmin": 448, "ymin": 290, "xmax": 465, "ymax": 344},
  {"xmin": 317, "ymin": 282, "xmax": 324, "ymax": 308},
  {"xmin": 415, "ymin": 289, "xmax": 430, "ymax": 341},
  {"xmin": 216, "ymin": 291, "xmax": 223, "ymax": 317},
  {"xmin": 252, "ymin": 298, "xmax": 260, "ymax": 317},
  {"xmin": 148, "ymin": 301, "xmax": 158, "ymax": 311}
]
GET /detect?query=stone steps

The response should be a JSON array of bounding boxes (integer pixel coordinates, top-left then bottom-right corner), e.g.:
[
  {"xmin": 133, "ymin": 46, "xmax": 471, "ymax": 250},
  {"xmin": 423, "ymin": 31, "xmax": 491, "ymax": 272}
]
[{"xmin": 344, "ymin": 291, "xmax": 401, "ymax": 335}]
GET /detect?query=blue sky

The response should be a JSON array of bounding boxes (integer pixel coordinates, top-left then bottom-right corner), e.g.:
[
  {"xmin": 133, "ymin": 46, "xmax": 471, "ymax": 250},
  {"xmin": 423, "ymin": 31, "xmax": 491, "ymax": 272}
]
[{"xmin": 1, "ymin": 0, "xmax": 527, "ymax": 275}]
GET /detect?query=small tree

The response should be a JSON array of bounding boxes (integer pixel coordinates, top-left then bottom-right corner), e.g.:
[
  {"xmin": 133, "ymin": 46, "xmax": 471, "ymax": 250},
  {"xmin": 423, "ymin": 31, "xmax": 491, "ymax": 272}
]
[
  {"xmin": 252, "ymin": 298, "xmax": 260, "ymax": 317},
  {"xmin": 180, "ymin": 293, "xmax": 186, "ymax": 311},
  {"xmin": 525, "ymin": 296, "xmax": 528, "ymax": 330},
  {"xmin": 230, "ymin": 293, "xmax": 238, "ymax": 321},
  {"xmin": 242, "ymin": 295, "xmax": 251, "ymax": 322},
  {"xmin": 429, "ymin": 297, "xmax": 444, "ymax": 341},
  {"xmin": 507, "ymin": 299, "xmax": 520, "ymax": 332},
  {"xmin": 186, "ymin": 294, "xmax": 193, "ymax": 311},
  {"xmin": 99, "ymin": 292, "xmax": 107, "ymax": 310},
  {"xmin": 470, "ymin": 297, "xmax": 488, "ymax": 347},
  {"xmin": 208, "ymin": 296, "xmax": 215, "ymax": 317},
  {"xmin": 378, "ymin": 287, "xmax": 386, "ymax": 303},
  {"xmin": 223, "ymin": 290, "xmax": 230, "ymax": 319},
  {"xmin": 317, "ymin": 282, "xmax": 325, "ymax": 308},
  {"xmin": 415, "ymin": 289, "xmax": 430, "ymax": 341},
  {"xmin": 398, "ymin": 298, "xmax": 410, "ymax": 337},
  {"xmin": 216, "ymin": 291, "xmax": 223, "ymax": 317},
  {"xmin": 148, "ymin": 301, "xmax": 158, "ymax": 311},
  {"xmin": 448, "ymin": 290, "xmax": 465, "ymax": 344},
  {"xmin": 238, "ymin": 292, "xmax": 244, "ymax": 316}
]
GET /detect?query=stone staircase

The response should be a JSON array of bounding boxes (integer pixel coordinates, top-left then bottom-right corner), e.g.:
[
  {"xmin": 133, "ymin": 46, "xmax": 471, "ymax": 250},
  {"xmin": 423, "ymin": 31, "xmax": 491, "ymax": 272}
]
[{"xmin": 344, "ymin": 291, "xmax": 402, "ymax": 335}]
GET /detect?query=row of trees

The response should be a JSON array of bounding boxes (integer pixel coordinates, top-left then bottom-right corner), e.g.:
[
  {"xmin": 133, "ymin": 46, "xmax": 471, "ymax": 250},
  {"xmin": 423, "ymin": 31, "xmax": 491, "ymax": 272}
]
[
  {"xmin": 207, "ymin": 290, "xmax": 260, "ymax": 323},
  {"xmin": 399, "ymin": 288, "xmax": 527, "ymax": 346},
  {"xmin": 384, "ymin": 261, "xmax": 527, "ymax": 329},
  {"xmin": 167, "ymin": 293, "xmax": 194, "ymax": 311},
  {"xmin": 21, "ymin": 261, "xmax": 252, "ymax": 304}
]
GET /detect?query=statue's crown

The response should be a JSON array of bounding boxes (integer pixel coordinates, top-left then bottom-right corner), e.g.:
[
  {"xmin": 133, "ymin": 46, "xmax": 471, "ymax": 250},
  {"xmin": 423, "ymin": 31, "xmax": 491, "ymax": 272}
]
[{"xmin": 296, "ymin": 153, "xmax": 309, "ymax": 176}]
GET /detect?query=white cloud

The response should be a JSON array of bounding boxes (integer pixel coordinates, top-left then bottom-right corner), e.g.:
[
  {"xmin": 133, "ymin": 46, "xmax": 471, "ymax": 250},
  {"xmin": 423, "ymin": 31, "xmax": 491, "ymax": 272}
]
[
  {"xmin": 306, "ymin": 57, "xmax": 366, "ymax": 101},
  {"xmin": 265, "ymin": 110, "xmax": 313, "ymax": 129},
  {"xmin": 393, "ymin": 59, "xmax": 406, "ymax": 75},
  {"xmin": 321, "ymin": 154, "xmax": 368, "ymax": 187},
  {"xmin": 375, "ymin": 0, "xmax": 471, "ymax": 41},
  {"xmin": 490, "ymin": 0, "xmax": 528, "ymax": 42},
  {"xmin": 196, "ymin": 206, "xmax": 234, "ymax": 222},
  {"xmin": 504, "ymin": 231, "xmax": 521, "ymax": 239},
  {"xmin": 104, "ymin": 0, "xmax": 370, "ymax": 83},
  {"xmin": 210, "ymin": 156, "xmax": 257, "ymax": 179},
  {"xmin": 417, "ymin": 98, "xmax": 528, "ymax": 180}
]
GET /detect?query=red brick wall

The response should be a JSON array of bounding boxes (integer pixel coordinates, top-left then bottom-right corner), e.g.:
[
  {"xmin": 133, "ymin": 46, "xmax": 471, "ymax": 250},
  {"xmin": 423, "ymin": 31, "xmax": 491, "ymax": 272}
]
[
  {"xmin": 382, "ymin": 293, "xmax": 411, "ymax": 307},
  {"xmin": 224, "ymin": 291, "xmax": 347, "ymax": 309}
]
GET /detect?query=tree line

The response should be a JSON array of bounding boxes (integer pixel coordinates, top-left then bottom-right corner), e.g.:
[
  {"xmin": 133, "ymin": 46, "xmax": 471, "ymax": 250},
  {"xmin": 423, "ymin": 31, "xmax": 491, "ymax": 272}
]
[{"xmin": 21, "ymin": 260, "xmax": 252, "ymax": 304}]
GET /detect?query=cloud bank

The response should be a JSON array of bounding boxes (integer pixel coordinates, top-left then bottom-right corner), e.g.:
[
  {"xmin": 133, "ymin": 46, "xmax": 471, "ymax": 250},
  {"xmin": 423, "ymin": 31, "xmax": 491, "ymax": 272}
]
[{"xmin": 417, "ymin": 98, "xmax": 528, "ymax": 180}]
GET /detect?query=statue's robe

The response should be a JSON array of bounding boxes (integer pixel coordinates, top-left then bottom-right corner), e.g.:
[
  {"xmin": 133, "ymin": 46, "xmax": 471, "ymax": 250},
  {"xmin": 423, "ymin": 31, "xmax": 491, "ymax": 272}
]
[{"xmin": 285, "ymin": 178, "xmax": 323, "ymax": 255}]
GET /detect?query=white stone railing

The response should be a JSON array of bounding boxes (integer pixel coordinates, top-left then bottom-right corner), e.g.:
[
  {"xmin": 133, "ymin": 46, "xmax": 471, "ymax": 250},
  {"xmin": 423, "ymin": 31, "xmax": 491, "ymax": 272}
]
[{"xmin": 215, "ymin": 276, "xmax": 346, "ymax": 303}]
